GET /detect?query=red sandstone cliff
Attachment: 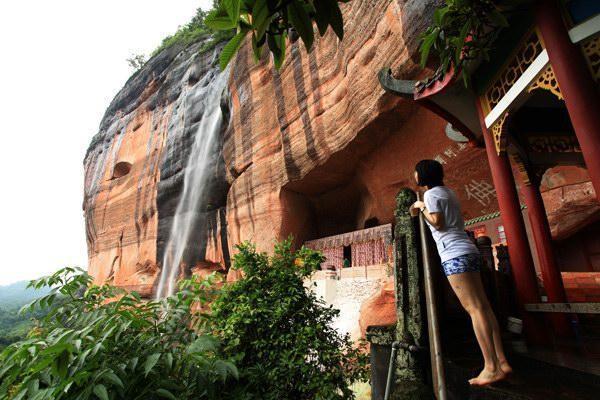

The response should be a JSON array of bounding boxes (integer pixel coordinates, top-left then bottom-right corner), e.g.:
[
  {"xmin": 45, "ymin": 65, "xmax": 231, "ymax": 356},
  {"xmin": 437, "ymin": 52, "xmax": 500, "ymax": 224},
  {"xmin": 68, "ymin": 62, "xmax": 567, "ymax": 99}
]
[
  {"xmin": 84, "ymin": 0, "xmax": 498, "ymax": 295},
  {"xmin": 84, "ymin": 43, "xmax": 231, "ymax": 296},
  {"xmin": 222, "ymin": 0, "xmax": 497, "ymax": 270}
]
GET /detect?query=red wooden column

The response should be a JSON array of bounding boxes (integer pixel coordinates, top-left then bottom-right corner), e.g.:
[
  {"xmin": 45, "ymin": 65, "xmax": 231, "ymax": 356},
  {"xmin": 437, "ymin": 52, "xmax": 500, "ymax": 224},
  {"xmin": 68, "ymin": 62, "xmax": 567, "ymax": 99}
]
[
  {"xmin": 476, "ymin": 102, "xmax": 545, "ymax": 343},
  {"xmin": 535, "ymin": 1, "xmax": 600, "ymax": 202},
  {"xmin": 521, "ymin": 181, "xmax": 572, "ymax": 337}
]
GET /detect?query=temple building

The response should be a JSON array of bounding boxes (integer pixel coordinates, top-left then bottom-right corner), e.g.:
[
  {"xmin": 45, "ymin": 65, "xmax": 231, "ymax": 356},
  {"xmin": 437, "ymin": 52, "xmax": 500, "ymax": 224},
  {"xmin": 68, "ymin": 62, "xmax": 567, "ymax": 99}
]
[{"xmin": 380, "ymin": 0, "xmax": 600, "ymax": 343}]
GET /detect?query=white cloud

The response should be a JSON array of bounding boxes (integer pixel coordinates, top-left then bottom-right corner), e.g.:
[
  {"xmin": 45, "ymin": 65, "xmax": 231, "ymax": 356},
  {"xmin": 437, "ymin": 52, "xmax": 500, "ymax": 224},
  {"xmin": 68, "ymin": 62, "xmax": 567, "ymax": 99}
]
[{"xmin": 0, "ymin": 0, "xmax": 213, "ymax": 285}]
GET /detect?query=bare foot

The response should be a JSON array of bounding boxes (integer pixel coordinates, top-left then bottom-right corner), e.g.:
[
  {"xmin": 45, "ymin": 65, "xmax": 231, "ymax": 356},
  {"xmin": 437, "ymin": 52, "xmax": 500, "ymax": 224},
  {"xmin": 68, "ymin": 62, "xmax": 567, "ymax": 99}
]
[
  {"xmin": 469, "ymin": 368, "xmax": 507, "ymax": 386},
  {"xmin": 499, "ymin": 360, "xmax": 513, "ymax": 375}
]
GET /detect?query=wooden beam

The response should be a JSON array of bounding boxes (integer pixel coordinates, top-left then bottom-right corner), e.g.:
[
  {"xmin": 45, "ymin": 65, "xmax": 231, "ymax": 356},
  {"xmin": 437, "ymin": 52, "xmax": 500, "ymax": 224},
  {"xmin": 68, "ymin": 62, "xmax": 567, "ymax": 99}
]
[{"xmin": 525, "ymin": 303, "xmax": 600, "ymax": 314}]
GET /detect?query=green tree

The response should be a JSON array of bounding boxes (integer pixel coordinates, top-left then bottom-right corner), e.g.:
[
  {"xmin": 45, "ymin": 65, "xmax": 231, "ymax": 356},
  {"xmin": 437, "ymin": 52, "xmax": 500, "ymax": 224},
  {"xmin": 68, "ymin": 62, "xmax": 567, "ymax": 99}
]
[
  {"xmin": 1, "ymin": 241, "xmax": 368, "ymax": 399},
  {"xmin": 419, "ymin": 0, "xmax": 510, "ymax": 86},
  {"xmin": 209, "ymin": 239, "xmax": 369, "ymax": 400},
  {"xmin": 206, "ymin": 0, "xmax": 349, "ymax": 70},
  {"xmin": 126, "ymin": 53, "xmax": 147, "ymax": 71},
  {"xmin": 0, "ymin": 268, "xmax": 237, "ymax": 400}
]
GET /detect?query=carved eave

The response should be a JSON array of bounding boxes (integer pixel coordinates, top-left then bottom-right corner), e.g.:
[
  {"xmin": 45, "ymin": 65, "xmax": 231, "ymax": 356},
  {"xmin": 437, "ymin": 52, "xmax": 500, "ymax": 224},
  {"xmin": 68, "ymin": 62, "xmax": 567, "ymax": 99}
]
[
  {"xmin": 378, "ymin": 68, "xmax": 480, "ymax": 144},
  {"xmin": 377, "ymin": 68, "xmax": 416, "ymax": 99}
]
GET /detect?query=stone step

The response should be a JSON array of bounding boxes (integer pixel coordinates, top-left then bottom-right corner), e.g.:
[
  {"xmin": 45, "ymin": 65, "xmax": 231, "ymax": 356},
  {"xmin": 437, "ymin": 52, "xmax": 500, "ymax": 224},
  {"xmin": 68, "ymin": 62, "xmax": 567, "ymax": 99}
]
[{"xmin": 444, "ymin": 350, "xmax": 600, "ymax": 400}]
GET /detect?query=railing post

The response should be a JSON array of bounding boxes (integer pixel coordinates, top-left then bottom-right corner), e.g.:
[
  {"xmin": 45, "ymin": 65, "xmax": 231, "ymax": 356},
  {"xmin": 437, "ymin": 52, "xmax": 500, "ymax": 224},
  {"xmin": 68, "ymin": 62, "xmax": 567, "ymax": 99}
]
[
  {"xmin": 417, "ymin": 193, "xmax": 448, "ymax": 400},
  {"xmin": 388, "ymin": 188, "xmax": 431, "ymax": 399}
]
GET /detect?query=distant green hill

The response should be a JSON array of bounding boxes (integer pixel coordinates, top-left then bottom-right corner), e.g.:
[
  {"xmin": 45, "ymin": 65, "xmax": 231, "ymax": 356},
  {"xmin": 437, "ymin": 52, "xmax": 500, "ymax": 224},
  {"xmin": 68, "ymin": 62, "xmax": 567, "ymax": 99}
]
[
  {"xmin": 0, "ymin": 280, "xmax": 51, "ymax": 310},
  {"xmin": 0, "ymin": 280, "xmax": 51, "ymax": 349}
]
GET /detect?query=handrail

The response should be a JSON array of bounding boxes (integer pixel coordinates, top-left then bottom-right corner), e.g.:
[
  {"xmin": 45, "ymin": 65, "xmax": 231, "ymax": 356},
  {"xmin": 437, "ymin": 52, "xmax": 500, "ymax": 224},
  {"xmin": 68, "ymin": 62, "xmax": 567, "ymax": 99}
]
[
  {"xmin": 384, "ymin": 342, "xmax": 400, "ymax": 400},
  {"xmin": 418, "ymin": 193, "xmax": 448, "ymax": 400},
  {"xmin": 383, "ymin": 341, "xmax": 428, "ymax": 400}
]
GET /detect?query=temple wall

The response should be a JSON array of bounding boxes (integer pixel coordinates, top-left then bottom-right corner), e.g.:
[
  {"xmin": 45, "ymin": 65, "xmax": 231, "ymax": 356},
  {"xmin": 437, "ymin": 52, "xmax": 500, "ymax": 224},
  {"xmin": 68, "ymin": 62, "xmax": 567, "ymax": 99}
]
[{"xmin": 309, "ymin": 265, "xmax": 391, "ymax": 340}]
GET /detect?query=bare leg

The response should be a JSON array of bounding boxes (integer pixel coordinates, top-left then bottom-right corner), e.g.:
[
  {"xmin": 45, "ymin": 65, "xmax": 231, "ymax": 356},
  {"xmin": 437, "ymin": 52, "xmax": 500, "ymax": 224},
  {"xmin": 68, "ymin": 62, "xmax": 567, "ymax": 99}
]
[
  {"xmin": 447, "ymin": 272, "xmax": 507, "ymax": 386},
  {"xmin": 470, "ymin": 274, "xmax": 513, "ymax": 374},
  {"xmin": 488, "ymin": 307, "xmax": 513, "ymax": 374}
]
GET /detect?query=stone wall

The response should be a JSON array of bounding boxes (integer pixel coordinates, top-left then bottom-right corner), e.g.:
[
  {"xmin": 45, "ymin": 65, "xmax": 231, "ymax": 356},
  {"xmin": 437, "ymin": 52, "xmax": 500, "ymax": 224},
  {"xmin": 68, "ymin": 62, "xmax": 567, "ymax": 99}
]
[{"xmin": 310, "ymin": 265, "xmax": 390, "ymax": 340}]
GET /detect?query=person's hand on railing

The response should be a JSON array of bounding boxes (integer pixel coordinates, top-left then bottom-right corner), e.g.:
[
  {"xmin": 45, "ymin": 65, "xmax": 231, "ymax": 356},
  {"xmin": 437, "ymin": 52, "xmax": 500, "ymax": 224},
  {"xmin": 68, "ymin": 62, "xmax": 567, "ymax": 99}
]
[{"xmin": 409, "ymin": 200, "xmax": 425, "ymax": 217}]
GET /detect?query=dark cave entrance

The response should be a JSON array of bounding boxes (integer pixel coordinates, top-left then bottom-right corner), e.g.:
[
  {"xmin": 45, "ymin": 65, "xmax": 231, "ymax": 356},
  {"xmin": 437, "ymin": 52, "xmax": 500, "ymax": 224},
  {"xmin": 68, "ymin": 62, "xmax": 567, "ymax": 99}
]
[{"xmin": 280, "ymin": 104, "xmax": 447, "ymax": 248}]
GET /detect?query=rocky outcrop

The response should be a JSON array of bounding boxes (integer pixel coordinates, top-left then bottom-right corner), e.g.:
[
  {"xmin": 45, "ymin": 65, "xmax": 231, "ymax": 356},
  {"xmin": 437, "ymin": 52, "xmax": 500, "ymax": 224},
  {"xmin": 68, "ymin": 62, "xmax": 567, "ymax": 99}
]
[
  {"xmin": 84, "ymin": 0, "xmax": 498, "ymax": 296},
  {"xmin": 540, "ymin": 166, "xmax": 599, "ymax": 240},
  {"xmin": 223, "ymin": 0, "xmax": 496, "ymax": 262},
  {"xmin": 84, "ymin": 41, "xmax": 231, "ymax": 296}
]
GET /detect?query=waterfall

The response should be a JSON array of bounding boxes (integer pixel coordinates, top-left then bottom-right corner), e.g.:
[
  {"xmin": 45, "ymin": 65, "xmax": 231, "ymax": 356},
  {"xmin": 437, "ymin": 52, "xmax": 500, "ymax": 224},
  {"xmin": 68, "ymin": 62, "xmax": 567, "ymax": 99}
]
[{"xmin": 155, "ymin": 70, "xmax": 227, "ymax": 299}]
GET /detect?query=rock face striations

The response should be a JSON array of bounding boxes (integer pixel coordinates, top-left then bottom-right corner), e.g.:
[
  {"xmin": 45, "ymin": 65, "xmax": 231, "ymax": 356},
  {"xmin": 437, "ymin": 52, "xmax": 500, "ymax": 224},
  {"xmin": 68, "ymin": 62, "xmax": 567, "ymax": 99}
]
[
  {"xmin": 222, "ymin": 0, "xmax": 495, "ymax": 268},
  {"xmin": 84, "ymin": 0, "xmax": 497, "ymax": 295},
  {"xmin": 84, "ymin": 41, "xmax": 231, "ymax": 297}
]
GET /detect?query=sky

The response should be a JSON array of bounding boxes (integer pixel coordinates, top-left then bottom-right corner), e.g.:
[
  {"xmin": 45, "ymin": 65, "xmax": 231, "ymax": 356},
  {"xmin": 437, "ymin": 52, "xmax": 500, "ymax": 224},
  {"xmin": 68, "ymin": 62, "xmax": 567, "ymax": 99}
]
[{"xmin": 0, "ymin": 0, "xmax": 212, "ymax": 285}]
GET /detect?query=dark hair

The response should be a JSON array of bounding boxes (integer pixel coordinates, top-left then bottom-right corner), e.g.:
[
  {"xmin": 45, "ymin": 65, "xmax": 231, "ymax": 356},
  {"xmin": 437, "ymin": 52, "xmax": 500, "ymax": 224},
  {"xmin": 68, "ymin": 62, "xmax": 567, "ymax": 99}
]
[{"xmin": 415, "ymin": 159, "xmax": 444, "ymax": 188}]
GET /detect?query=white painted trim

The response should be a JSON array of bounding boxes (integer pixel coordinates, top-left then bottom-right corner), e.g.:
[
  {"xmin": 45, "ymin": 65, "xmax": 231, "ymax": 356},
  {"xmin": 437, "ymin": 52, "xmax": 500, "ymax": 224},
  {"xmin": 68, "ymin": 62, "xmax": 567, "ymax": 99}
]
[
  {"xmin": 485, "ymin": 50, "xmax": 550, "ymax": 128},
  {"xmin": 569, "ymin": 14, "xmax": 600, "ymax": 44}
]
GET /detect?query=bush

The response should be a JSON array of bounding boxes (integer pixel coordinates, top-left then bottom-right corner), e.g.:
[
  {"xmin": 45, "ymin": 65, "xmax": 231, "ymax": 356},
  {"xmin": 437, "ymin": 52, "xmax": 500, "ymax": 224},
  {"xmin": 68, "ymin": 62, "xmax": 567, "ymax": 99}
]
[
  {"xmin": 0, "ymin": 268, "xmax": 237, "ymax": 400},
  {"xmin": 209, "ymin": 239, "xmax": 369, "ymax": 400},
  {"xmin": 152, "ymin": 7, "xmax": 234, "ymax": 57},
  {"xmin": 1, "ymin": 240, "xmax": 369, "ymax": 400}
]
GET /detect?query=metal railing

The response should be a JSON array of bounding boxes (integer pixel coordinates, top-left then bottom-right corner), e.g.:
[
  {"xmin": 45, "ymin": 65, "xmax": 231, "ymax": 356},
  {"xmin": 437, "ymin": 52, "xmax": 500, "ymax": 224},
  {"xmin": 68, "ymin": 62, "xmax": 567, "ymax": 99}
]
[{"xmin": 417, "ymin": 192, "xmax": 448, "ymax": 400}]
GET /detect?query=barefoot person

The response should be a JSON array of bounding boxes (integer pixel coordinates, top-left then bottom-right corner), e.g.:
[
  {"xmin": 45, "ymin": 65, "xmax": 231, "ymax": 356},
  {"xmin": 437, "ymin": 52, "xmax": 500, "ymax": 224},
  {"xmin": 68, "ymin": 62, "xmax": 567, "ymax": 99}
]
[{"xmin": 409, "ymin": 159, "xmax": 512, "ymax": 386}]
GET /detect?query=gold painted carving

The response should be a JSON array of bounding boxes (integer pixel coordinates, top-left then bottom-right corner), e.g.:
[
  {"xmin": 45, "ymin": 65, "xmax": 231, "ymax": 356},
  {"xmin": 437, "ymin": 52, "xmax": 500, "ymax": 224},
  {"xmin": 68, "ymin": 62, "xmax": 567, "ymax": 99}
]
[
  {"xmin": 527, "ymin": 64, "xmax": 563, "ymax": 100},
  {"xmin": 484, "ymin": 31, "xmax": 544, "ymax": 111},
  {"xmin": 581, "ymin": 34, "xmax": 600, "ymax": 83},
  {"xmin": 491, "ymin": 113, "xmax": 509, "ymax": 155}
]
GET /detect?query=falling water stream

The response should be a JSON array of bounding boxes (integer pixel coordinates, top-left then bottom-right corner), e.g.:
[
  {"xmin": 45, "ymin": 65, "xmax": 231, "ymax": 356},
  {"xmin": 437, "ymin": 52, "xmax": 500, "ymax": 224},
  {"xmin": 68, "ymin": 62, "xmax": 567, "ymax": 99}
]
[{"xmin": 155, "ymin": 70, "xmax": 227, "ymax": 299}]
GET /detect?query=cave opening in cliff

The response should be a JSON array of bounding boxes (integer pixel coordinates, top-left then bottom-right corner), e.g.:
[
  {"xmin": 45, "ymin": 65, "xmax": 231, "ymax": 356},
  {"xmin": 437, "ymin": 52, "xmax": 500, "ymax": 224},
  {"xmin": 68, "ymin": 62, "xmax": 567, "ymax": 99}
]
[
  {"xmin": 111, "ymin": 161, "xmax": 132, "ymax": 179},
  {"xmin": 283, "ymin": 101, "xmax": 453, "ymax": 250},
  {"xmin": 364, "ymin": 218, "xmax": 379, "ymax": 229},
  {"xmin": 281, "ymin": 100, "xmax": 489, "ymax": 251}
]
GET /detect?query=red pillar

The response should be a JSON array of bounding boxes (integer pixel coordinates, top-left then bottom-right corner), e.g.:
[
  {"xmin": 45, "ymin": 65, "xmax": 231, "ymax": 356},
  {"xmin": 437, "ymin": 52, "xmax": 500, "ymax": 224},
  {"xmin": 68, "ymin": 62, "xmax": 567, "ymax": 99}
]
[
  {"xmin": 521, "ymin": 182, "xmax": 572, "ymax": 337},
  {"xmin": 535, "ymin": 1, "xmax": 600, "ymax": 202},
  {"xmin": 476, "ymin": 102, "xmax": 545, "ymax": 343}
]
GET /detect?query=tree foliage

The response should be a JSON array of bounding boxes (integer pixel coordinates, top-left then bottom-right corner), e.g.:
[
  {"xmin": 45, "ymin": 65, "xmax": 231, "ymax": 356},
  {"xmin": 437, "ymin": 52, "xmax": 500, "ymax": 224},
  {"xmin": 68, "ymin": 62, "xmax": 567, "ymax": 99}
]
[
  {"xmin": 1, "ymin": 241, "xmax": 369, "ymax": 399},
  {"xmin": 0, "ymin": 267, "xmax": 237, "ymax": 400},
  {"xmin": 209, "ymin": 239, "xmax": 369, "ymax": 399},
  {"xmin": 151, "ymin": 6, "xmax": 235, "ymax": 58},
  {"xmin": 205, "ymin": 0, "xmax": 349, "ymax": 70},
  {"xmin": 126, "ymin": 54, "xmax": 148, "ymax": 71},
  {"xmin": 419, "ymin": 0, "xmax": 510, "ymax": 87}
]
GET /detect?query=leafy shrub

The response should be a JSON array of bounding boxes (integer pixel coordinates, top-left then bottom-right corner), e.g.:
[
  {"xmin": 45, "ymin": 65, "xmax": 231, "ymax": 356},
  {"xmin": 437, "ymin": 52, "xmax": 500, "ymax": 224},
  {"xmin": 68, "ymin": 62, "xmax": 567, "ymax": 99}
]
[
  {"xmin": 126, "ymin": 53, "xmax": 147, "ymax": 71},
  {"xmin": 419, "ymin": 0, "xmax": 509, "ymax": 86},
  {"xmin": 152, "ymin": 6, "xmax": 234, "ymax": 58},
  {"xmin": 0, "ymin": 268, "xmax": 237, "ymax": 400},
  {"xmin": 1, "ymin": 240, "xmax": 370, "ymax": 400},
  {"xmin": 206, "ymin": 0, "xmax": 348, "ymax": 70},
  {"xmin": 209, "ymin": 239, "xmax": 369, "ymax": 400}
]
